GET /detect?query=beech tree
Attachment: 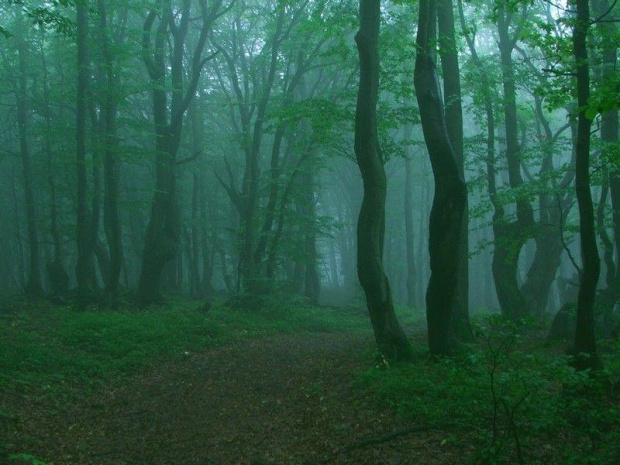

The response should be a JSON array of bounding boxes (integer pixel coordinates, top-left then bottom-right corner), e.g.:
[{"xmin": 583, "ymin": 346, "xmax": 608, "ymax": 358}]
[
  {"xmin": 136, "ymin": 0, "xmax": 229, "ymax": 304},
  {"xmin": 415, "ymin": 0, "xmax": 467, "ymax": 355},
  {"xmin": 572, "ymin": 0, "xmax": 600, "ymax": 370},
  {"xmin": 355, "ymin": 0, "xmax": 413, "ymax": 361}
]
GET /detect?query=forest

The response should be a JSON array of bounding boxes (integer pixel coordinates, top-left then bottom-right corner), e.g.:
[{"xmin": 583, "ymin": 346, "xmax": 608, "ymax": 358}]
[{"xmin": 0, "ymin": 0, "xmax": 619, "ymax": 463}]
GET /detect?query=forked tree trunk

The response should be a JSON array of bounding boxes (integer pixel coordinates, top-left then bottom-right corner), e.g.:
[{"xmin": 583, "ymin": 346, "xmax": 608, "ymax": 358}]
[
  {"xmin": 137, "ymin": 0, "xmax": 221, "ymax": 303},
  {"xmin": 415, "ymin": 0, "xmax": 467, "ymax": 356},
  {"xmin": 492, "ymin": 4, "xmax": 535, "ymax": 319},
  {"xmin": 354, "ymin": 0, "xmax": 413, "ymax": 362}
]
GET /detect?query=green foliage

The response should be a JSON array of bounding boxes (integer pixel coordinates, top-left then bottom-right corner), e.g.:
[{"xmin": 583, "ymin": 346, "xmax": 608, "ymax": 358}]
[
  {"xmin": 357, "ymin": 316, "xmax": 620, "ymax": 464},
  {"xmin": 8, "ymin": 453, "xmax": 47, "ymax": 464},
  {"xmin": 4, "ymin": 0, "xmax": 77, "ymax": 36},
  {"xmin": 0, "ymin": 300, "xmax": 370, "ymax": 396}
]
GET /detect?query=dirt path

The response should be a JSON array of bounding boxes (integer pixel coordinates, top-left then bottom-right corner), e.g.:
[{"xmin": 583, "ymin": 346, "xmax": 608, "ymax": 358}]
[{"xmin": 6, "ymin": 332, "xmax": 464, "ymax": 464}]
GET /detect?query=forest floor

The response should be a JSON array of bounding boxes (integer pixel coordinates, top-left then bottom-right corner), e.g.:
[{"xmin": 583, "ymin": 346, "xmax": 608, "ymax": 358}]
[
  {"xmin": 3, "ymin": 301, "xmax": 618, "ymax": 464},
  {"xmin": 1, "ymin": 302, "xmax": 466, "ymax": 465}
]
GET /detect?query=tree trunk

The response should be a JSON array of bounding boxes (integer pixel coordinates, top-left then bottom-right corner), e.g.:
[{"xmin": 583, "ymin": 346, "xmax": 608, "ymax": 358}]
[
  {"xmin": 438, "ymin": 0, "xmax": 472, "ymax": 341},
  {"xmin": 76, "ymin": 4, "xmax": 91, "ymax": 307},
  {"xmin": 592, "ymin": 0, "xmax": 620, "ymax": 319},
  {"xmin": 137, "ymin": 0, "xmax": 216, "ymax": 303},
  {"xmin": 15, "ymin": 18, "xmax": 43, "ymax": 297},
  {"xmin": 97, "ymin": 0, "xmax": 123, "ymax": 306},
  {"xmin": 200, "ymin": 175, "xmax": 215, "ymax": 295},
  {"xmin": 190, "ymin": 173, "xmax": 202, "ymax": 297},
  {"xmin": 493, "ymin": 5, "xmax": 535, "ymax": 318},
  {"xmin": 41, "ymin": 39, "xmax": 68, "ymax": 298},
  {"xmin": 404, "ymin": 159, "xmax": 416, "ymax": 307},
  {"xmin": 302, "ymin": 166, "xmax": 320, "ymax": 305},
  {"xmin": 354, "ymin": 0, "xmax": 413, "ymax": 362},
  {"xmin": 572, "ymin": 0, "xmax": 600, "ymax": 370},
  {"xmin": 415, "ymin": 0, "xmax": 467, "ymax": 356}
]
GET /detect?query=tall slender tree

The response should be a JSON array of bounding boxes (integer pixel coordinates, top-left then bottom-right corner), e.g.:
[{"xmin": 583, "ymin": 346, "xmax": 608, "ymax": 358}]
[
  {"xmin": 415, "ymin": 0, "xmax": 468, "ymax": 356},
  {"xmin": 137, "ymin": 0, "xmax": 227, "ymax": 304},
  {"xmin": 572, "ymin": 0, "xmax": 600, "ymax": 370},
  {"xmin": 96, "ymin": 0, "xmax": 124, "ymax": 306},
  {"xmin": 15, "ymin": 14, "xmax": 43, "ymax": 297},
  {"xmin": 438, "ymin": 0, "xmax": 472, "ymax": 341},
  {"xmin": 76, "ymin": 2, "xmax": 91, "ymax": 307},
  {"xmin": 355, "ymin": 0, "xmax": 413, "ymax": 362}
]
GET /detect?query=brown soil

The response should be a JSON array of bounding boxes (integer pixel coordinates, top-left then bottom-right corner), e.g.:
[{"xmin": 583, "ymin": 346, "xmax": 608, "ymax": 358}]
[{"xmin": 4, "ymin": 333, "xmax": 466, "ymax": 464}]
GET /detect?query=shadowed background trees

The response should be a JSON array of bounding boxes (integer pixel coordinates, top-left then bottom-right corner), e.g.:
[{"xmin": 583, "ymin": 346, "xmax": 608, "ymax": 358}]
[{"xmin": 0, "ymin": 0, "xmax": 618, "ymax": 365}]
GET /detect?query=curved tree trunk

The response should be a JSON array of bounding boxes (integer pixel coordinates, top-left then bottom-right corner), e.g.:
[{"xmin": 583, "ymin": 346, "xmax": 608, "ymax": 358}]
[
  {"xmin": 354, "ymin": 0, "xmax": 413, "ymax": 362},
  {"xmin": 572, "ymin": 0, "xmax": 600, "ymax": 371},
  {"xmin": 415, "ymin": 0, "xmax": 467, "ymax": 356},
  {"xmin": 438, "ymin": 0, "xmax": 472, "ymax": 341},
  {"xmin": 493, "ymin": 5, "xmax": 535, "ymax": 319}
]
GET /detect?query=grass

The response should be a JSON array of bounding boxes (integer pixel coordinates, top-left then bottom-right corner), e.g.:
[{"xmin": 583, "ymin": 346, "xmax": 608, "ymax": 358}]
[
  {"xmin": 0, "ymin": 298, "xmax": 379, "ymax": 396},
  {"xmin": 10, "ymin": 299, "xmax": 613, "ymax": 463},
  {"xmin": 356, "ymin": 317, "xmax": 620, "ymax": 464}
]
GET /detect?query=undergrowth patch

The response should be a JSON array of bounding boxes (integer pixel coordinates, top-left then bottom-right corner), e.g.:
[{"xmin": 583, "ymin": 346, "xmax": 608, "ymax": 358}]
[
  {"xmin": 357, "ymin": 317, "xmax": 620, "ymax": 464},
  {"xmin": 0, "ymin": 299, "xmax": 371, "ymax": 397}
]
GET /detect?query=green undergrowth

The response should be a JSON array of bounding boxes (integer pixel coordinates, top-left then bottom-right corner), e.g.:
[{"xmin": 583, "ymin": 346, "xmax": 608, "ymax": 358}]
[
  {"xmin": 0, "ymin": 298, "xmax": 373, "ymax": 397},
  {"xmin": 357, "ymin": 317, "xmax": 620, "ymax": 464}
]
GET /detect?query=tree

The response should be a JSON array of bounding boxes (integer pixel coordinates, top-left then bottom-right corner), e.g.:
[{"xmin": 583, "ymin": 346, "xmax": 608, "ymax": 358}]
[
  {"xmin": 354, "ymin": 0, "xmax": 413, "ymax": 362},
  {"xmin": 491, "ymin": 1, "xmax": 536, "ymax": 319},
  {"xmin": 95, "ymin": 0, "xmax": 125, "ymax": 306},
  {"xmin": 136, "ymin": 0, "xmax": 228, "ymax": 304},
  {"xmin": 592, "ymin": 0, "xmax": 620, "ymax": 325},
  {"xmin": 15, "ymin": 11, "xmax": 43, "ymax": 297},
  {"xmin": 75, "ymin": 1, "xmax": 91, "ymax": 307},
  {"xmin": 572, "ymin": 0, "xmax": 600, "ymax": 370},
  {"xmin": 438, "ymin": 0, "xmax": 472, "ymax": 341},
  {"xmin": 415, "ymin": 0, "xmax": 467, "ymax": 356}
]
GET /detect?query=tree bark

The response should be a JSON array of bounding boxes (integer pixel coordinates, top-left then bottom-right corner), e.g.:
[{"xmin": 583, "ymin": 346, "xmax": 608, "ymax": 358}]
[
  {"xmin": 592, "ymin": 0, "xmax": 620, "ymax": 319},
  {"xmin": 137, "ymin": 0, "xmax": 221, "ymax": 304},
  {"xmin": 404, "ymin": 158, "xmax": 416, "ymax": 307},
  {"xmin": 96, "ymin": 0, "xmax": 123, "ymax": 306},
  {"xmin": 76, "ymin": 3, "xmax": 91, "ymax": 307},
  {"xmin": 16, "ymin": 21, "xmax": 43, "ymax": 297},
  {"xmin": 438, "ymin": 0, "xmax": 472, "ymax": 341},
  {"xmin": 493, "ymin": 4, "xmax": 535, "ymax": 319},
  {"xmin": 415, "ymin": 0, "xmax": 467, "ymax": 356},
  {"xmin": 354, "ymin": 0, "xmax": 413, "ymax": 362},
  {"xmin": 40, "ymin": 33, "xmax": 68, "ymax": 298},
  {"xmin": 572, "ymin": 0, "xmax": 600, "ymax": 370}
]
